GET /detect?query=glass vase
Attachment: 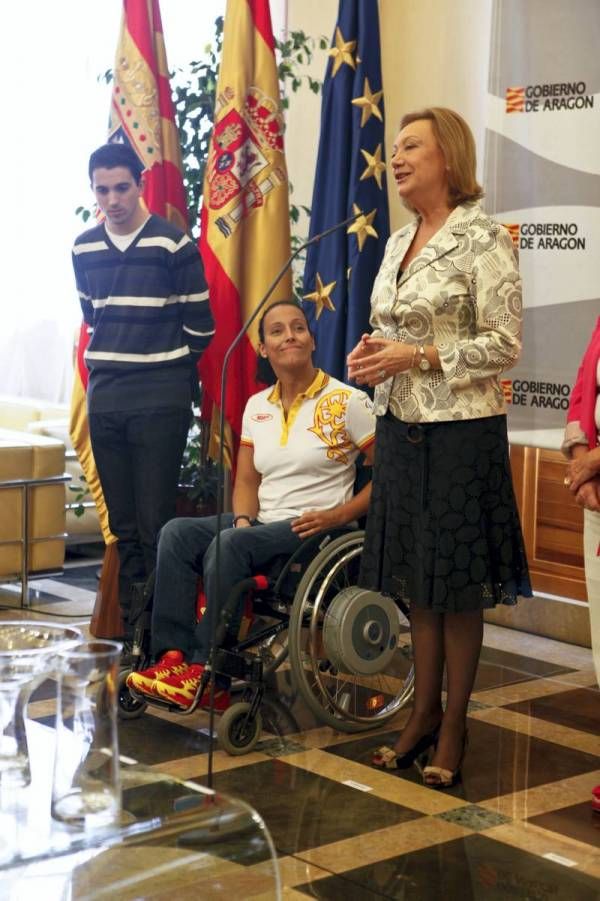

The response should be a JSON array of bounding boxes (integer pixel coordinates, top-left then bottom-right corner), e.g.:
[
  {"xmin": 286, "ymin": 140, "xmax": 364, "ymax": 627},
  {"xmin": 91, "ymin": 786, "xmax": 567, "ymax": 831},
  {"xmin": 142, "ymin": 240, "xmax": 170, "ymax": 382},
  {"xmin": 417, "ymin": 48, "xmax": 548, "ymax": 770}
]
[
  {"xmin": 51, "ymin": 640, "xmax": 122, "ymax": 829},
  {"xmin": 0, "ymin": 622, "xmax": 82, "ymax": 787},
  {"xmin": 0, "ymin": 621, "xmax": 82, "ymax": 864}
]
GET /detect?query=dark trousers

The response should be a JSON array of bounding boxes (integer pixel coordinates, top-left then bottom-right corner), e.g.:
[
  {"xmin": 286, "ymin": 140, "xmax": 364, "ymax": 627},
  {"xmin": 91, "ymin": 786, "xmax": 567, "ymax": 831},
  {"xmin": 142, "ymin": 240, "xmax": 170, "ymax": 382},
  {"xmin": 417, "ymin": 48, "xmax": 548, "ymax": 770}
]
[
  {"xmin": 151, "ymin": 516, "xmax": 303, "ymax": 663},
  {"xmin": 89, "ymin": 407, "xmax": 190, "ymax": 627}
]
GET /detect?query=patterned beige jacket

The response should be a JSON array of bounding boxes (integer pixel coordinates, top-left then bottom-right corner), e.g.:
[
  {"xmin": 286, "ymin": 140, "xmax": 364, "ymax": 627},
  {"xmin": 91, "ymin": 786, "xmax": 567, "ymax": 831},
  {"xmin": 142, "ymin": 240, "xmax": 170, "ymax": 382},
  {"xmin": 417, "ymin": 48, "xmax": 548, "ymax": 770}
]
[{"xmin": 370, "ymin": 202, "xmax": 522, "ymax": 422}]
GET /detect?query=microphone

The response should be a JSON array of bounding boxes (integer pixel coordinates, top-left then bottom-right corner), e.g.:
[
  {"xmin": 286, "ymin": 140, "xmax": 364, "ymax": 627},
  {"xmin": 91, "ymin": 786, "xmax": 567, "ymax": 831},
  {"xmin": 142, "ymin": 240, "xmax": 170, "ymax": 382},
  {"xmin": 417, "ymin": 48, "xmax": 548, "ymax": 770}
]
[{"xmin": 204, "ymin": 211, "xmax": 361, "ymax": 786}]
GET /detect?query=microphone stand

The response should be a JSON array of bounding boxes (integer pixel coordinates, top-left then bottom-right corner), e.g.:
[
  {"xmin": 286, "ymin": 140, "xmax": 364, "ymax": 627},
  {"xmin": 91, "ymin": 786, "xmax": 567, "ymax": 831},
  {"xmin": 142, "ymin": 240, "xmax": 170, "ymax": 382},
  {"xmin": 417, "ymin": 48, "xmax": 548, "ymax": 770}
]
[{"xmin": 205, "ymin": 212, "xmax": 359, "ymax": 788}]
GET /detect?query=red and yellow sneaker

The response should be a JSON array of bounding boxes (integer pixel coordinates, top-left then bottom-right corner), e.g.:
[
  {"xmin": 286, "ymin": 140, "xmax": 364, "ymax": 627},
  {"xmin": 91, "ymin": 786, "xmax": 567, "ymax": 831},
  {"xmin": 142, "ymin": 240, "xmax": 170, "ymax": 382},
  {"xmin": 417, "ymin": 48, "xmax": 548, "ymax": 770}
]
[
  {"xmin": 126, "ymin": 650, "xmax": 187, "ymax": 698},
  {"xmin": 154, "ymin": 663, "xmax": 230, "ymax": 711},
  {"xmin": 197, "ymin": 679, "xmax": 231, "ymax": 712}
]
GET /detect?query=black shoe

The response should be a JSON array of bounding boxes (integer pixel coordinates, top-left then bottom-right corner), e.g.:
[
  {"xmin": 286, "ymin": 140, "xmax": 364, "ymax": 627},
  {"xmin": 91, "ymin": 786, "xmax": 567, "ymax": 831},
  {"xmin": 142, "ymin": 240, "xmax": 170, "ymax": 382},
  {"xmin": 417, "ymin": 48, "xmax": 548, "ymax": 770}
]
[{"xmin": 372, "ymin": 723, "xmax": 441, "ymax": 770}]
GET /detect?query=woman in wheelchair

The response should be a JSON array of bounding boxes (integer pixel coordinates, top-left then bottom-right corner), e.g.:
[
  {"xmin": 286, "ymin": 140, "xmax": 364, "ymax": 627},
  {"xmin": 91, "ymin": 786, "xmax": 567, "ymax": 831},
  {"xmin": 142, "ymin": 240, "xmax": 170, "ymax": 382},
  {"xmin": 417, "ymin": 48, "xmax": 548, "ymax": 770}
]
[{"xmin": 127, "ymin": 300, "xmax": 376, "ymax": 710}]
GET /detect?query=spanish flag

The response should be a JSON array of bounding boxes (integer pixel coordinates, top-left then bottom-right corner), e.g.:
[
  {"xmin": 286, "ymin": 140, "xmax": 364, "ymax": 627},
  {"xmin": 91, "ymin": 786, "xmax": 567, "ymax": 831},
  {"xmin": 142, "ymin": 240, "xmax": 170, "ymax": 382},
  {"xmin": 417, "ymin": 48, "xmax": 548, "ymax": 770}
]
[
  {"xmin": 108, "ymin": 0, "xmax": 187, "ymax": 229},
  {"xmin": 69, "ymin": 0, "xmax": 187, "ymax": 544},
  {"xmin": 199, "ymin": 0, "xmax": 292, "ymax": 463}
]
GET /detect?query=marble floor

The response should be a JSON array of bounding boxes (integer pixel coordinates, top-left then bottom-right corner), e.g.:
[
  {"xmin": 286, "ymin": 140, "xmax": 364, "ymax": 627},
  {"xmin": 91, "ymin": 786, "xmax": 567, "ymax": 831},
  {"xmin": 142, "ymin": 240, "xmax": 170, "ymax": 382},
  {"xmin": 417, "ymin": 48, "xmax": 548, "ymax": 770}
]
[{"xmin": 2, "ymin": 562, "xmax": 599, "ymax": 900}]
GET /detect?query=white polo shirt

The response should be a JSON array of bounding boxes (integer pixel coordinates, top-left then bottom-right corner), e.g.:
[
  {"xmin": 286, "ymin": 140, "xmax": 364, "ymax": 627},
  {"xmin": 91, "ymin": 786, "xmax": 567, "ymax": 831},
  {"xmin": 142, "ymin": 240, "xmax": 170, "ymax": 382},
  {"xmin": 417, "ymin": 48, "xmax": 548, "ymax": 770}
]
[{"xmin": 241, "ymin": 370, "xmax": 375, "ymax": 525}]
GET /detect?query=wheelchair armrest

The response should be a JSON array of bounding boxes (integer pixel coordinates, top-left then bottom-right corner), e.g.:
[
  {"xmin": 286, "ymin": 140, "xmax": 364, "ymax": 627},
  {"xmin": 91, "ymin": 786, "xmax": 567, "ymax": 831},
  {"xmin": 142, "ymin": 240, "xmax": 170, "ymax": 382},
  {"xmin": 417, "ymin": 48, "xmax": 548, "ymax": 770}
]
[{"xmin": 271, "ymin": 525, "xmax": 358, "ymax": 597}]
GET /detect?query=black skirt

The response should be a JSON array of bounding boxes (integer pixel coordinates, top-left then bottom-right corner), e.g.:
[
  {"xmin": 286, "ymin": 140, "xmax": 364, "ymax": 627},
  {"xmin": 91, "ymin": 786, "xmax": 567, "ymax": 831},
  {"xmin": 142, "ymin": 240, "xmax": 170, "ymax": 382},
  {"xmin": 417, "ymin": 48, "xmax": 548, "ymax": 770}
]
[{"xmin": 359, "ymin": 413, "xmax": 532, "ymax": 612}]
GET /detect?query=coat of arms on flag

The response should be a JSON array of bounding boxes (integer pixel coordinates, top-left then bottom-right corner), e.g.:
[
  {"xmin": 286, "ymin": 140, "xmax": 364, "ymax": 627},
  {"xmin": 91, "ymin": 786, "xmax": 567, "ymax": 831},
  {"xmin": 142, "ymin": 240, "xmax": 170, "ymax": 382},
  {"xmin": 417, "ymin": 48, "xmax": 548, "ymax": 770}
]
[
  {"xmin": 207, "ymin": 86, "xmax": 287, "ymax": 238},
  {"xmin": 199, "ymin": 0, "xmax": 293, "ymax": 458}
]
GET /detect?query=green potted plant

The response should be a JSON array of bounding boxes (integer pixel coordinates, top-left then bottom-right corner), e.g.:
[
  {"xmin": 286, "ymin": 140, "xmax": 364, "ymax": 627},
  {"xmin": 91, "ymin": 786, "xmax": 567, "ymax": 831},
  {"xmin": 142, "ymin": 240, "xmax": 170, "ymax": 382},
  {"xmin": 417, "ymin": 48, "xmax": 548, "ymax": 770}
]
[{"xmin": 177, "ymin": 409, "xmax": 219, "ymax": 516}]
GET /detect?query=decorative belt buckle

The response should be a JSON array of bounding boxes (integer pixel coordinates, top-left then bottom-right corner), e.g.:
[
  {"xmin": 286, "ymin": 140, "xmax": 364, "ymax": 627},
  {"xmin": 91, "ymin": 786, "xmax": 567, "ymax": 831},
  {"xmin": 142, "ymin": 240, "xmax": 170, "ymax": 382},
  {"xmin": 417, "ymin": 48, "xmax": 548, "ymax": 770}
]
[{"xmin": 406, "ymin": 425, "xmax": 424, "ymax": 444}]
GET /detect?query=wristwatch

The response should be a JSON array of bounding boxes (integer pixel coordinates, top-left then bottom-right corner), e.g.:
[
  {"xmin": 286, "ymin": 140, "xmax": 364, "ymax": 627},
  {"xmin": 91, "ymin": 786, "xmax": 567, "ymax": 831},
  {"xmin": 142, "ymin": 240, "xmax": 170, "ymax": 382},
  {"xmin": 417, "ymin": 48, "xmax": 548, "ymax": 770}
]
[
  {"xmin": 233, "ymin": 514, "xmax": 252, "ymax": 527},
  {"xmin": 418, "ymin": 345, "xmax": 431, "ymax": 371}
]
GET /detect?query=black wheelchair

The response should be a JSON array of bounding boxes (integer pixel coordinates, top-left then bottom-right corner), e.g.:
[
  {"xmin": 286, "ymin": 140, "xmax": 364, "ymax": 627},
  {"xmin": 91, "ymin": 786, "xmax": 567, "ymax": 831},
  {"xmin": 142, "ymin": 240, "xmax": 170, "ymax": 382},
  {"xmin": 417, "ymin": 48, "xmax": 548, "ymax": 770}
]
[{"xmin": 118, "ymin": 527, "xmax": 415, "ymax": 755}]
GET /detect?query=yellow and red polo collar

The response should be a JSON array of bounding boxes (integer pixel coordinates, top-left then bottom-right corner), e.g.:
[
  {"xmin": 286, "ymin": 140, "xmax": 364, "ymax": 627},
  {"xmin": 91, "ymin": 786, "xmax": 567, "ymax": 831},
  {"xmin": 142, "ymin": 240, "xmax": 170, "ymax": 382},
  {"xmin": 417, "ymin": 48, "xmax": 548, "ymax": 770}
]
[
  {"xmin": 267, "ymin": 369, "xmax": 330, "ymax": 446},
  {"xmin": 267, "ymin": 369, "xmax": 329, "ymax": 404}
]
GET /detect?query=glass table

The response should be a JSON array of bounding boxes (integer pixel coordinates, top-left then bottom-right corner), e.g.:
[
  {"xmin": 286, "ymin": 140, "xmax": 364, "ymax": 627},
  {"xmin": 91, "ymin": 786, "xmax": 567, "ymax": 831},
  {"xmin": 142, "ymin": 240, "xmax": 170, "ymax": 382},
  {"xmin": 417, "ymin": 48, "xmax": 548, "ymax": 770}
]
[{"xmin": 0, "ymin": 722, "xmax": 280, "ymax": 900}]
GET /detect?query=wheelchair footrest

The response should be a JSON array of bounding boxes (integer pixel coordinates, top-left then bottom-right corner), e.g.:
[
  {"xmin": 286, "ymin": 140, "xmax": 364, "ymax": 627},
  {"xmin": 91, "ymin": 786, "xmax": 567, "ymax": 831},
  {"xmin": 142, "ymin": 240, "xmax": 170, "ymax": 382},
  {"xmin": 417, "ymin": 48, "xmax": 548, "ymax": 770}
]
[{"xmin": 127, "ymin": 686, "xmax": 197, "ymax": 716}]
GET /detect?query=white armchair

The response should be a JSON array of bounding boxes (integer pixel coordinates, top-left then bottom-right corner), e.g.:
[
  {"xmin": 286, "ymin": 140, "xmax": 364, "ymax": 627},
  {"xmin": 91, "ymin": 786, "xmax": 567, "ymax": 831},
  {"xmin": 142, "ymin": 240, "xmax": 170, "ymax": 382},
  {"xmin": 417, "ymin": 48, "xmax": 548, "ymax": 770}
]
[{"xmin": 0, "ymin": 395, "xmax": 101, "ymax": 546}]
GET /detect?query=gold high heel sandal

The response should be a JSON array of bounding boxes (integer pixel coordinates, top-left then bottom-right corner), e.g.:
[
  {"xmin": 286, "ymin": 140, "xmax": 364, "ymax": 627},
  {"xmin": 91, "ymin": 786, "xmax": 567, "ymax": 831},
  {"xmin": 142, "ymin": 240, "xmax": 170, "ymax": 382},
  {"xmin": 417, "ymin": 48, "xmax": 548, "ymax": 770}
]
[{"xmin": 423, "ymin": 730, "xmax": 469, "ymax": 789}]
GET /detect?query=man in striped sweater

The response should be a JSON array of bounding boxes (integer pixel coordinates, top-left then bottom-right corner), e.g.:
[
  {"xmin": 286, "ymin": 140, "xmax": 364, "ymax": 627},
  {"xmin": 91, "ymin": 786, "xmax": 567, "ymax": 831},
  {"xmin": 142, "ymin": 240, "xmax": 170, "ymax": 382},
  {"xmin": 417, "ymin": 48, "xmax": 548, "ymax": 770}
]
[{"xmin": 72, "ymin": 143, "xmax": 214, "ymax": 636}]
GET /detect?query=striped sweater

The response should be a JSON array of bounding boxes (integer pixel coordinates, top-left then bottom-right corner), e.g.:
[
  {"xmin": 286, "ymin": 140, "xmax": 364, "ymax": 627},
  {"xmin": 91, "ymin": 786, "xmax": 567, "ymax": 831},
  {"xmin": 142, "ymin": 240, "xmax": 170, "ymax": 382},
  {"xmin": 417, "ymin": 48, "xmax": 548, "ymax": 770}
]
[{"xmin": 72, "ymin": 214, "xmax": 214, "ymax": 368}]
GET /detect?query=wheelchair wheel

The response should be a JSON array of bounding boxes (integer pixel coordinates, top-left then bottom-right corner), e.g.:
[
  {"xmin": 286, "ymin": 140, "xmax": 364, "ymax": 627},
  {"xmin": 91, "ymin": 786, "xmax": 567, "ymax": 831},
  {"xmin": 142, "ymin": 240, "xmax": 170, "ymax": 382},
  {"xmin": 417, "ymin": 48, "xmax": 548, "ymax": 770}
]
[
  {"xmin": 117, "ymin": 668, "xmax": 147, "ymax": 720},
  {"xmin": 217, "ymin": 702, "xmax": 262, "ymax": 755},
  {"xmin": 289, "ymin": 531, "xmax": 414, "ymax": 733}
]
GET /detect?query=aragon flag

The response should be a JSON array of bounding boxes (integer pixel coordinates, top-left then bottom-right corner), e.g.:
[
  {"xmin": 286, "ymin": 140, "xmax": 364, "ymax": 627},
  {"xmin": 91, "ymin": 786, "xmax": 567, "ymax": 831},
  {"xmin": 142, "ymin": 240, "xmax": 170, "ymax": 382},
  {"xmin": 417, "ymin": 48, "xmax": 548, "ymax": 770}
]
[
  {"xmin": 302, "ymin": 0, "xmax": 390, "ymax": 380},
  {"xmin": 198, "ymin": 0, "xmax": 292, "ymax": 463},
  {"xmin": 69, "ymin": 0, "xmax": 188, "ymax": 544}
]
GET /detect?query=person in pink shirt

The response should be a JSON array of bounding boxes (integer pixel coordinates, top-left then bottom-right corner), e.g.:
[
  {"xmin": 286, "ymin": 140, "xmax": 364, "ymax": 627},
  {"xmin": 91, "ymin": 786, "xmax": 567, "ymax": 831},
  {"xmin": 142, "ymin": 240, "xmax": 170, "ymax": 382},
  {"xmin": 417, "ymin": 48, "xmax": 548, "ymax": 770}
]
[{"xmin": 562, "ymin": 315, "xmax": 600, "ymax": 812}]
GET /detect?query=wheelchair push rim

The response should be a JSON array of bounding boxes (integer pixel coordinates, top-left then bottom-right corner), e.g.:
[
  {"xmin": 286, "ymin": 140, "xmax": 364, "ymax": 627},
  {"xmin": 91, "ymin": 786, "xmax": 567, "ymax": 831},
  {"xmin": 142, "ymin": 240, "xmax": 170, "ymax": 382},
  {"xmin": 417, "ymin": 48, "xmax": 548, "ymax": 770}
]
[{"xmin": 289, "ymin": 531, "xmax": 414, "ymax": 732}]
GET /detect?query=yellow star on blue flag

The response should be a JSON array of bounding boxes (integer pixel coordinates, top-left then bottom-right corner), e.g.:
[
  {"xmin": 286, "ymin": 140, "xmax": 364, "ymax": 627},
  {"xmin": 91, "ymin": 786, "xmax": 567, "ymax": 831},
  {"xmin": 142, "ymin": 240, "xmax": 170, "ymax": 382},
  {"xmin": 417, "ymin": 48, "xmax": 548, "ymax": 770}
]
[
  {"xmin": 328, "ymin": 26, "xmax": 356, "ymax": 76},
  {"xmin": 360, "ymin": 144, "xmax": 386, "ymax": 188},
  {"xmin": 351, "ymin": 77, "xmax": 383, "ymax": 127},
  {"xmin": 303, "ymin": 273, "xmax": 337, "ymax": 319},
  {"xmin": 347, "ymin": 203, "xmax": 378, "ymax": 251}
]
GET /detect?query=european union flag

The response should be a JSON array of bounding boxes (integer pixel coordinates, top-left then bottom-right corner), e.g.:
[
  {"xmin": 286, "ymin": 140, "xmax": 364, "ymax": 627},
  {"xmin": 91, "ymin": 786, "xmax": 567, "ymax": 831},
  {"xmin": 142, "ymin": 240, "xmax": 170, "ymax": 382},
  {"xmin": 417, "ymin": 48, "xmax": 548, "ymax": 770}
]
[{"xmin": 302, "ymin": 0, "xmax": 390, "ymax": 380}]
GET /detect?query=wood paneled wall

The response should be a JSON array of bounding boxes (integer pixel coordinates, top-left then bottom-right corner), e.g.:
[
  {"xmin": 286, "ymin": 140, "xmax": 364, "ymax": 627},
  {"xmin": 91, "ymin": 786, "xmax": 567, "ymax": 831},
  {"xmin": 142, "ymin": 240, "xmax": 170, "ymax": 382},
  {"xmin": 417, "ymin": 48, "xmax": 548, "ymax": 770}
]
[{"xmin": 510, "ymin": 446, "xmax": 587, "ymax": 602}]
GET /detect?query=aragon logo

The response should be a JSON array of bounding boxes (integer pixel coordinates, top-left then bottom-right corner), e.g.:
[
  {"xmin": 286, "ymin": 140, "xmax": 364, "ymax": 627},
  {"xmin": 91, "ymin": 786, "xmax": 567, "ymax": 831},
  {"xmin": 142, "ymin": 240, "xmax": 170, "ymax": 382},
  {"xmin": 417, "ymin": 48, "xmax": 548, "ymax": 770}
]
[
  {"xmin": 505, "ymin": 87, "xmax": 525, "ymax": 113},
  {"xmin": 504, "ymin": 224, "xmax": 520, "ymax": 249},
  {"xmin": 505, "ymin": 81, "xmax": 594, "ymax": 113},
  {"xmin": 500, "ymin": 379, "xmax": 513, "ymax": 403},
  {"xmin": 506, "ymin": 379, "xmax": 571, "ymax": 410},
  {"xmin": 251, "ymin": 413, "xmax": 273, "ymax": 422},
  {"xmin": 501, "ymin": 221, "xmax": 586, "ymax": 252}
]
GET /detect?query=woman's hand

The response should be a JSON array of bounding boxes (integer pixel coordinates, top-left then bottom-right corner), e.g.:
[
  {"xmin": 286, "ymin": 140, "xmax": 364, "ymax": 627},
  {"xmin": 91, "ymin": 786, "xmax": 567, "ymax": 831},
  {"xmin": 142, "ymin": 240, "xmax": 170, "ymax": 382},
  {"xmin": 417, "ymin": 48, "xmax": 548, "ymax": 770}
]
[
  {"xmin": 291, "ymin": 508, "xmax": 343, "ymax": 539},
  {"xmin": 566, "ymin": 447, "xmax": 600, "ymax": 493},
  {"xmin": 347, "ymin": 335, "xmax": 415, "ymax": 387},
  {"xmin": 573, "ymin": 479, "xmax": 600, "ymax": 513},
  {"xmin": 346, "ymin": 333, "xmax": 373, "ymax": 378}
]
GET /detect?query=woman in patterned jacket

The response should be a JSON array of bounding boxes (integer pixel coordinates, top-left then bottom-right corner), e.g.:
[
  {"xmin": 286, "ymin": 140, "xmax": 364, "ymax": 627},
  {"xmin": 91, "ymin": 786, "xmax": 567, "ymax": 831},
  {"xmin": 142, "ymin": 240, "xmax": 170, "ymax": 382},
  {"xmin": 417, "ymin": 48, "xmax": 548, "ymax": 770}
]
[{"xmin": 348, "ymin": 108, "xmax": 532, "ymax": 788}]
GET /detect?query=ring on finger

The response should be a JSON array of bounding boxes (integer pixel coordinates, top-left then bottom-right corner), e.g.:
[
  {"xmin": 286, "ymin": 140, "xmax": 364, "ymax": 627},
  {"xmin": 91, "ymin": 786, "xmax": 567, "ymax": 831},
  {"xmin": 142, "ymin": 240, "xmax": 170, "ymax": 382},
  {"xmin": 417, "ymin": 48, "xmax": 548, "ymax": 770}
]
[{"xmin": 378, "ymin": 369, "xmax": 387, "ymax": 379}]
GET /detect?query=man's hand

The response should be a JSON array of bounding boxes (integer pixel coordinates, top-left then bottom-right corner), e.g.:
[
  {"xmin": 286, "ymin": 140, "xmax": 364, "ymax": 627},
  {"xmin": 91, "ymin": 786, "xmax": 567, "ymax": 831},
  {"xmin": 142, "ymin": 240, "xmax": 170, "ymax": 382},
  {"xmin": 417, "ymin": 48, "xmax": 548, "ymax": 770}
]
[{"xmin": 291, "ymin": 509, "xmax": 343, "ymax": 539}]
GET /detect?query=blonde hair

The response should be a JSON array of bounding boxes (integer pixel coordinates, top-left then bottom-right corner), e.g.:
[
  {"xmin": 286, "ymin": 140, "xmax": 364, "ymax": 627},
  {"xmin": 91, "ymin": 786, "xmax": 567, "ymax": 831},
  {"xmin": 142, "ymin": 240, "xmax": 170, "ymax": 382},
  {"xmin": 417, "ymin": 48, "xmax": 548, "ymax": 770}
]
[{"xmin": 399, "ymin": 107, "xmax": 483, "ymax": 207}]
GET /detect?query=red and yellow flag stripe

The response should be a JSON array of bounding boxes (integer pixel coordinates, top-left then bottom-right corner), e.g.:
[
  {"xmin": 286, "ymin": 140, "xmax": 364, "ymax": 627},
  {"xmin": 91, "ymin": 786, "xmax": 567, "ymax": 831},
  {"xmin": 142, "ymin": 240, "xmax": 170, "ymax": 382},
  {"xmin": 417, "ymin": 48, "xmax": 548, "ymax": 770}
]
[{"xmin": 109, "ymin": 0, "xmax": 187, "ymax": 228}]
